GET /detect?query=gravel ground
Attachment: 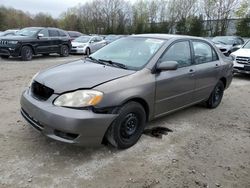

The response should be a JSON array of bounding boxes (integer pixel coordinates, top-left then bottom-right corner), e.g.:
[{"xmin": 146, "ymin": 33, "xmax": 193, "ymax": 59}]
[{"xmin": 0, "ymin": 55, "xmax": 249, "ymax": 188}]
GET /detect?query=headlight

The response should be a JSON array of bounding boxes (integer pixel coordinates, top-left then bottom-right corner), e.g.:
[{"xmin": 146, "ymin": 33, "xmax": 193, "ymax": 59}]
[
  {"xmin": 54, "ymin": 90, "xmax": 103, "ymax": 108},
  {"xmin": 29, "ymin": 72, "xmax": 39, "ymax": 87},
  {"xmin": 8, "ymin": 41, "xmax": 18, "ymax": 45}
]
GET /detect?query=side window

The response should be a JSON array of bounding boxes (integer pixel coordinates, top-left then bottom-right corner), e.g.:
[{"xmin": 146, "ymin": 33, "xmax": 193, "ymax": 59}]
[
  {"xmin": 49, "ymin": 30, "xmax": 59, "ymax": 37},
  {"xmin": 38, "ymin": 29, "xmax": 49, "ymax": 37},
  {"xmin": 58, "ymin": 30, "xmax": 67, "ymax": 37},
  {"xmin": 237, "ymin": 38, "xmax": 244, "ymax": 45},
  {"xmin": 161, "ymin": 41, "xmax": 192, "ymax": 68},
  {"xmin": 193, "ymin": 41, "xmax": 218, "ymax": 64},
  {"xmin": 91, "ymin": 37, "xmax": 97, "ymax": 42},
  {"xmin": 96, "ymin": 37, "xmax": 102, "ymax": 42}
]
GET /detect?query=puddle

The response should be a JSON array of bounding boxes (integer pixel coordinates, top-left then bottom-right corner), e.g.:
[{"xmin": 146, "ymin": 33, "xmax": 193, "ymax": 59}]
[{"xmin": 143, "ymin": 127, "xmax": 173, "ymax": 139}]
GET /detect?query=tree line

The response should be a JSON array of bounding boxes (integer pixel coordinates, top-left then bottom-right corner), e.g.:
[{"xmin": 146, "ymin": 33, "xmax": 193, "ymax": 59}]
[{"xmin": 0, "ymin": 0, "xmax": 249, "ymax": 37}]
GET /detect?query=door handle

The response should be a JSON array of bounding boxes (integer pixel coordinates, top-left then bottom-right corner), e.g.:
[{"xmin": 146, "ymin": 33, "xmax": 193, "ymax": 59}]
[
  {"xmin": 189, "ymin": 69, "xmax": 195, "ymax": 73},
  {"xmin": 189, "ymin": 69, "xmax": 195, "ymax": 76}
]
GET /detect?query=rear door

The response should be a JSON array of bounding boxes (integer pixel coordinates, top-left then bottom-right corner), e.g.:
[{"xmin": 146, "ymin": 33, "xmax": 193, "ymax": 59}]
[
  {"xmin": 191, "ymin": 40, "xmax": 221, "ymax": 101},
  {"xmin": 154, "ymin": 40, "xmax": 196, "ymax": 117},
  {"xmin": 48, "ymin": 29, "xmax": 60, "ymax": 52}
]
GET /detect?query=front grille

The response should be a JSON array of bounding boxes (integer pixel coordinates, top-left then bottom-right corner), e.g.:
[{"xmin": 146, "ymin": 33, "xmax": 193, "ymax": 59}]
[
  {"xmin": 236, "ymin": 56, "xmax": 250, "ymax": 65},
  {"xmin": 31, "ymin": 81, "xmax": 54, "ymax": 101},
  {"xmin": 0, "ymin": 40, "xmax": 8, "ymax": 45}
]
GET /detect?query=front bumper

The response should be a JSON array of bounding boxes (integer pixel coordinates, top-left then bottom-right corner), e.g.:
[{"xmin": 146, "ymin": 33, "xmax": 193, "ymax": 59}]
[
  {"xmin": 0, "ymin": 45, "xmax": 20, "ymax": 57},
  {"xmin": 20, "ymin": 89, "xmax": 117, "ymax": 146},
  {"xmin": 70, "ymin": 47, "xmax": 86, "ymax": 54},
  {"xmin": 233, "ymin": 61, "xmax": 250, "ymax": 74}
]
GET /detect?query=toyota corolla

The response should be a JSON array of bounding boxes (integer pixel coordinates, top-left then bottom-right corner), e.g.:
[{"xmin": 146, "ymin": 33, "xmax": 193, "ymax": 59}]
[{"xmin": 20, "ymin": 34, "xmax": 233, "ymax": 149}]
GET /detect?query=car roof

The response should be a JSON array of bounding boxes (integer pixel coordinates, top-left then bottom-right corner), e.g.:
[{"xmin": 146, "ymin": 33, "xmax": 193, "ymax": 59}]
[{"xmin": 132, "ymin": 33, "xmax": 204, "ymax": 40}]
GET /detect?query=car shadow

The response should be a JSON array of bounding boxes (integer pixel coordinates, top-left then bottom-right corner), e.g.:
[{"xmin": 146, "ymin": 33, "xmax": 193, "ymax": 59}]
[
  {"xmin": 1, "ymin": 54, "xmax": 82, "ymax": 62},
  {"xmin": 233, "ymin": 73, "xmax": 250, "ymax": 80}
]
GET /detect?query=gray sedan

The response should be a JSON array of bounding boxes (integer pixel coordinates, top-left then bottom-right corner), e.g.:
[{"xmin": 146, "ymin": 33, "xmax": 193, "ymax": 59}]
[{"xmin": 20, "ymin": 34, "xmax": 233, "ymax": 149}]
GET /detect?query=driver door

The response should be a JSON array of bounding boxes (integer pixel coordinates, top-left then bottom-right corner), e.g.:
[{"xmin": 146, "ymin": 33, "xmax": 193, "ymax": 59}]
[
  {"xmin": 154, "ymin": 40, "xmax": 196, "ymax": 117},
  {"xmin": 36, "ymin": 29, "xmax": 51, "ymax": 54}
]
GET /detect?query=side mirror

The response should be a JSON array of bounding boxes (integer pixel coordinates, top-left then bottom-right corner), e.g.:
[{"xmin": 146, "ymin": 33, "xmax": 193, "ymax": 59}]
[
  {"xmin": 90, "ymin": 40, "xmax": 94, "ymax": 43},
  {"xmin": 37, "ymin": 33, "xmax": 44, "ymax": 38},
  {"xmin": 157, "ymin": 61, "xmax": 178, "ymax": 71}
]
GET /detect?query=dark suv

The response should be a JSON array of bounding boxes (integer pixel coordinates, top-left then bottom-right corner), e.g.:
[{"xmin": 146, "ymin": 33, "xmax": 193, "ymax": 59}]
[{"xmin": 0, "ymin": 27, "xmax": 72, "ymax": 61}]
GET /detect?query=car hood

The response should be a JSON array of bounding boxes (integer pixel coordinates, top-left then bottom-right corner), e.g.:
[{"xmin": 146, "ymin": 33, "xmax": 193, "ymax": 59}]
[
  {"xmin": 72, "ymin": 42, "xmax": 88, "ymax": 47},
  {"xmin": 214, "ymin": 43, "xmax": 232, "ymax": 49},
  {"xmin": 35, "ymin": 60, "xmax": 135, "ymax": 93},
  {"xmin": 0, "ymin": 35, "xmax": 32, "ymax": 41},
  {"xmin": 231, "ymin": 48, "xmax": 250, "ymax": 57}
]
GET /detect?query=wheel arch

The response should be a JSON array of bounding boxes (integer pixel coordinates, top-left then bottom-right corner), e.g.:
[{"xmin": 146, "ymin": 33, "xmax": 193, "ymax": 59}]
[
  {"xmin": 19, "ymin": 44, "xmax": 36, "ymax": 56},
  {"xmin": 220, "ymin": 77, "xmax": 227, "ymax": 88}
]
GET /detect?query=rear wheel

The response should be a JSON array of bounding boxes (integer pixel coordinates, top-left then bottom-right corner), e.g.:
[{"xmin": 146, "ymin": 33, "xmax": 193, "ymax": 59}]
[
  {"xmin": 105, "ymin": 102, "xmax": 146, "ymax": 149},
  {"xmin": 60, "ymin": 45, "xmax": 69, "ymax": 57},
  {"xmin": 1, "ymin": 55, "xmax": 9, "ymax": 59},
  {"xmin": 206, "ymin": 81, "xmax": 224, "ymax": 109},
  {"xmin": 21, "ymin": 46, "xmax": 33, "ymax": 61}
]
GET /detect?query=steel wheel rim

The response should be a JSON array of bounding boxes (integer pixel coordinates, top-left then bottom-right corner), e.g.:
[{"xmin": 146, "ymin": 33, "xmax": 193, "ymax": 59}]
[{"xmin": 120, "ymin": 113, "xmax": 139, "ymax": 140}]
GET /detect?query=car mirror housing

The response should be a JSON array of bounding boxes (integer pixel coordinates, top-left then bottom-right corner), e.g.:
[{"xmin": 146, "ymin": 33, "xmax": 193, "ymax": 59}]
[
  {"xmin": 157, "ymin": 61, "xmax": 178, "ymax": 71},
  {"xmin": 37, "ymin": 33, "xmax": 44, "ymax": 38}
]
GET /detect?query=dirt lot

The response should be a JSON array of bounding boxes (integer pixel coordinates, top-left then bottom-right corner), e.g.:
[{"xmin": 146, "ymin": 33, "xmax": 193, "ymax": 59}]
[{"xmin": 0, "ymin": 55, "xmax": 249, "ymax": 188}]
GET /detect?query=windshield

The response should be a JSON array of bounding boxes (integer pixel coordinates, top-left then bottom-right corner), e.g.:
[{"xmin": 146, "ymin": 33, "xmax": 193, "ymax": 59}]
[
  {"xmin": 212, "ymin": 36, "xmax": 236, "ymax": 45},
  {"xmin": 74, "ymin": 36, "xmax": 91, "ymax": 43},
  {"xmin": 243, "ymin": 40, "xmax": 250, "ymax": 49},
  {"xmin": 16, "ymin": 28, "xmax": 41, "ymax": 36},
  {"xmin": 90, "ymin": 37, "xmax": 165, "ymax": 70},
  {"xmin": 105, "ymin": 35, "xmax": 119, "ymax": 40}
]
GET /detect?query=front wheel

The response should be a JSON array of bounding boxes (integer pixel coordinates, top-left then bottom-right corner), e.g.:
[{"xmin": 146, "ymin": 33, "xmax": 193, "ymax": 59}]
[
  {"xmin": 21, "ymin": 46, "xmax": 33, "ymax": 61},
  {"xmin": 85, "ymin": 48, "xmax": 91, "ymax": 57},
  {"xmin": 105, "ymin": 102, "xmax": 146, "ymax": 149},
  {"xmin": 206, "ymin": 81, "xmax": 224, "ymax": 109},
  {"xmin": 60, "ymin": 45, "xmax": 69, "ymax": 57}
]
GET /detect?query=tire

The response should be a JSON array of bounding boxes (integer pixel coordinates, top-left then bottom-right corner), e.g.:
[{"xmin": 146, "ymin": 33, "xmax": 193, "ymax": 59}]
[
  {"xmin": 21, "ymin": 46, "xmax": 33, "ymax": 61},
  {"xmin": 85, "ymin": 48, "xmax": 91, "ymax": 57},
  {"xmin": 60, "ymin": 45, "xmax": 69, "ymax": 57},
  {"xmin": 105, "ymin": 102, "xmax": 146, "ymax": 149},
  {"xmin": 1, "ymin": 55, "xmax": 9, "ymax": 59},
  {"xmin": 206, "ymin": 81, "xmax": 224, "ymax": 109}
]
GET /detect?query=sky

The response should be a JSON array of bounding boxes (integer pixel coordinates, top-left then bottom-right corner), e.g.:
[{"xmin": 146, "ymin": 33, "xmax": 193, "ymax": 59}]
[{"xmin": 0, "ymin": 0, "xmax": 89, "ymax": 18}]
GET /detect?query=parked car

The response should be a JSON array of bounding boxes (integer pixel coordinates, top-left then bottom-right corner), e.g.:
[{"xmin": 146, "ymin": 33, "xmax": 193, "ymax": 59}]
[
  {"xmin": 231, "ymin": 40, "xmax": 250, "ymax": 74},
  {"xmin": 104, "ymin": 35, "xmax": 125, "ymax": 44},
  {"xmin": 71, "ymin": 35, "xmax": 106, "ymax": 55},
  {"xmin": 20, "ymin": 34, "xmax": 233, "ymax": 149},
  {"xmin": 0, "ymin": 27, "xmax": 71, "ymax": 61},
  {"xmin": 0, "ymin": 29, "xmax": 19, "ymax": 37},
  {"xmin": 212, "ymin": 36, "xmax": 244, "ymax": 56},
  {"xmin": 67, "ymin": 31, "xmax": 84, "ymax": 41}
]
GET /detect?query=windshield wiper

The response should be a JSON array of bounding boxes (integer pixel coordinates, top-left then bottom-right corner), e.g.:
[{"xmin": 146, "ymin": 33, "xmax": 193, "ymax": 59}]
[
  {"xmin": 86, "ymin": 56, "xmax": 106, "ymax": 65},
  {"xmin": 98, "ymin": 59, "xmax": 128, "ymax": 69}
]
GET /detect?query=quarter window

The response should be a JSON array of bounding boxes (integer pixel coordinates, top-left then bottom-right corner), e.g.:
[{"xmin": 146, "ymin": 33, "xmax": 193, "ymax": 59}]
[
  {"xmin": 161, "ymin": 41, "xmax": 192, "ymax": 68},
  {"xmin": 193, "ymin": 41, "xmax": 218, "ymax": 64}
]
